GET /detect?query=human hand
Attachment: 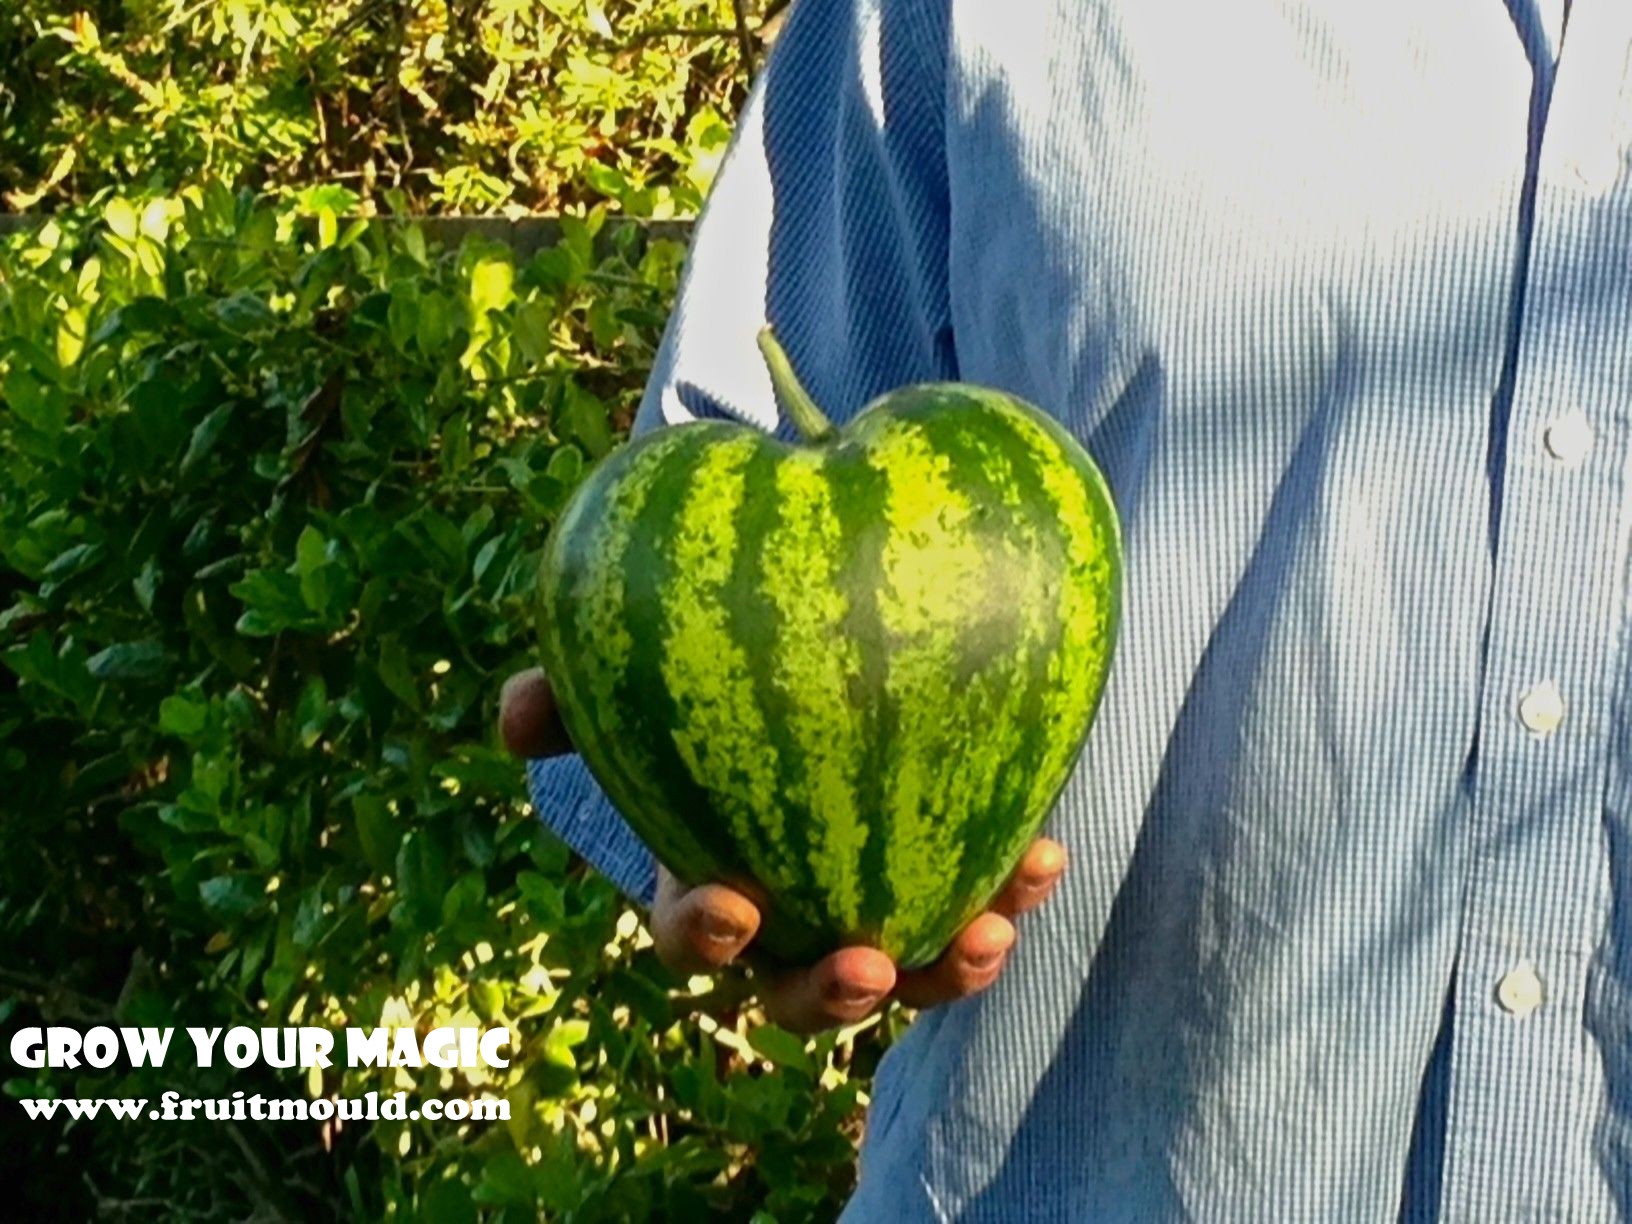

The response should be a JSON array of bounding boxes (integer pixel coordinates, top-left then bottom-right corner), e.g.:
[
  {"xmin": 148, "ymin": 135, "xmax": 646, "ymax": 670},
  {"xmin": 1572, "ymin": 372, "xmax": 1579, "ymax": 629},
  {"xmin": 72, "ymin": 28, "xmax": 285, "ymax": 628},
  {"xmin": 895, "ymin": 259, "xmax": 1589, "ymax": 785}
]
[{"xmin": 500, "ymin": 666, "xmax": 1068, "ymax": 1033}]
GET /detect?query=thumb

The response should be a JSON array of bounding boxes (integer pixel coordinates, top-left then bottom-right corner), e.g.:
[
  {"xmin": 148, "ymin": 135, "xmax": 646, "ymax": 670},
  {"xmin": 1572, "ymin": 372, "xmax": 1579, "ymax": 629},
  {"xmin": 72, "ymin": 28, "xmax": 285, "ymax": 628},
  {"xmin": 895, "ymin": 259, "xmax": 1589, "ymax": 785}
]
[{"xmin": 499, "ymin": 668, "xmax": 574, "ymax": 759}]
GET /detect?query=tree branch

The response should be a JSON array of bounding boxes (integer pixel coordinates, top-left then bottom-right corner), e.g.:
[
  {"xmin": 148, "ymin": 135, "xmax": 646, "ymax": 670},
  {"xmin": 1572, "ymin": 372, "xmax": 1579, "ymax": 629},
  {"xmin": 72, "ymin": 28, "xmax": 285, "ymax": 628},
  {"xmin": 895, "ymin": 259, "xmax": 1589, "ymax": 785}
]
[{"xmin": 729, "ymin": 0, "xmax": 757, "ymax": 77}]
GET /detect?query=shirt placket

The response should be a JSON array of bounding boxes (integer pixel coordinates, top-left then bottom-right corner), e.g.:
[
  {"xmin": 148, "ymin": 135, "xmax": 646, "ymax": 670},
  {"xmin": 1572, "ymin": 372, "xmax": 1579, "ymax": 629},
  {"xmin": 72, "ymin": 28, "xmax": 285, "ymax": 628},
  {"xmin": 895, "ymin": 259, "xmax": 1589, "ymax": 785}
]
[{"xmin": 1441, "ymin": 3, "xmax": 1632, "ymax": 1216}]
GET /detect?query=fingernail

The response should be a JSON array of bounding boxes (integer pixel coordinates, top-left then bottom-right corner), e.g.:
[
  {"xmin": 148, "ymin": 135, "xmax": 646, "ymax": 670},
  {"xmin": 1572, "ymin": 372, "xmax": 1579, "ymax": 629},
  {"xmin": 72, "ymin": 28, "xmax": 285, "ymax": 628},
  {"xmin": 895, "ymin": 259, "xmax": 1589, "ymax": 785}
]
[
  {"xmin": 1020, "ymin": 875, "xmax": 1061, "ymax": 901},
  {"xmin": 1027, "ymin": 860, "xmax": 1066, "ymax": 888},
  {"xmin": 700, "ymin": 913, "xmax": 749, "ymax": 946},
  {"xmin": 965, "ymin": 948, "xmax": 1007, "ymax": 972},
  {"xmin": 824, "ymin": 981, "xmax": 884, "ymax": 1007}
]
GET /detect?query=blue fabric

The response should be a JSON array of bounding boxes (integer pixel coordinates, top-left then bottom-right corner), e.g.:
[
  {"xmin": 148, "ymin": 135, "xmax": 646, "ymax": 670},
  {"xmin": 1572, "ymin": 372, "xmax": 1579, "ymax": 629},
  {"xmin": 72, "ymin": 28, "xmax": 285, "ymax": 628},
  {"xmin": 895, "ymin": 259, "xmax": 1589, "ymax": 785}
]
[{"xmin": 528, "ymin": 0, "xmax": 1632, "ymax": 1216}]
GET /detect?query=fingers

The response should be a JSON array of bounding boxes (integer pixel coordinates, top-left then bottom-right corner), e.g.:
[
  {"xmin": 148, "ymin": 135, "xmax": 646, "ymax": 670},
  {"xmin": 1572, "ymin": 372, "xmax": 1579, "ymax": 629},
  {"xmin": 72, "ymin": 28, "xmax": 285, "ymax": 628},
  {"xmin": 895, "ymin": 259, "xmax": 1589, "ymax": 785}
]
[
  {"xmin": 636, "ymin": 828, "xmax": 1064, "ymax": 1026},
  {"xmin": 987, "ymin": 837, "xmax": 1067, "ymax": 918},
  {"xmin": 761, "ymin": 946, "xmax": 897, "ymax": 1035},
  {"xmin": 498, "ymin": 668, "xmax": 574, "ymax": 759},
  {"xmin": 894, "ymin": 911, "xmax": 1017, "ymax": 1009},
  {"xmin": 650, "ymin": 868, "xmax": 896, "ymax": 1032},
  {"xmin": 890, "ymin": 839, "xmax": 1062, "ymax": 1008},
  {"xmin": 649, "ymin": 868, "xmax": 763, "ymax": 975}
]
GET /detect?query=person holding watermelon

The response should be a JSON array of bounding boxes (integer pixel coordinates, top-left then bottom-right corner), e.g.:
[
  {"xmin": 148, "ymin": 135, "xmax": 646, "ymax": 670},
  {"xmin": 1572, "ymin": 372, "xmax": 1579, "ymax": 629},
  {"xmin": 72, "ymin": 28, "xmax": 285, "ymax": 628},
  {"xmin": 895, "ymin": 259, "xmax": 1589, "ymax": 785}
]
[
  {"xmin": 502, "ymin": 664, "xmax": 1069, "ymax": 1026},
  {"xmin": 503, "ymin": 0, "xmax": 1632, "ymax": 1217}
]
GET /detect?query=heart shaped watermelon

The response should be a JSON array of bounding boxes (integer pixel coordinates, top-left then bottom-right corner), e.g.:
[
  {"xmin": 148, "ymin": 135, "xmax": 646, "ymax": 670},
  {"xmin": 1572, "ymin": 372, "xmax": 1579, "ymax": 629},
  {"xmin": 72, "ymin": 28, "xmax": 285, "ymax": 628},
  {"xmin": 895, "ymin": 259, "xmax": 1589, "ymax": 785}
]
[{"xmin": 536, "ymin": 329, "xmax": 1120, "ymax": 969}]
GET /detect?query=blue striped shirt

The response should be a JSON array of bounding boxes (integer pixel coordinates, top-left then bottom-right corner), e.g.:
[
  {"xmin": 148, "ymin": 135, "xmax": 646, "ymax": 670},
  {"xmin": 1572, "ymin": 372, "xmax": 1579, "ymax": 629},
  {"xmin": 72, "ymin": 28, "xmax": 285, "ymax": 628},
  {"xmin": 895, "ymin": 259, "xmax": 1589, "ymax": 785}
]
[{"xmin": 528, "ymin": 0, "xmax": 1632, "ymax": 1216}]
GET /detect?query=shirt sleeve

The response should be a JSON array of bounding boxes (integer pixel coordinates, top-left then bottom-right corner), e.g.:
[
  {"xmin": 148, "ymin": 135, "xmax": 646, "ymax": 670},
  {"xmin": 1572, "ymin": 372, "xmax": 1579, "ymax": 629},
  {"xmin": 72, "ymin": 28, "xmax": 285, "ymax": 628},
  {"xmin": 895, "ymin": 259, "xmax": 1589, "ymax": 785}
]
[{"xmin": 527, "ymin": 0, "xmax": 956, "ymax": 907}]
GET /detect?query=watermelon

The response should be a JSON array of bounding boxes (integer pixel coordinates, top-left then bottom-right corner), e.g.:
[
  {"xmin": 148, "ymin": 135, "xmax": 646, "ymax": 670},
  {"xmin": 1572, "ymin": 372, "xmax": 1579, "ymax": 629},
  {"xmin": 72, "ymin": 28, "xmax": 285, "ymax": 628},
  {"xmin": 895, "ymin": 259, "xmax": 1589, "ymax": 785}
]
[{"xmin": 536, "ymin": 328, "xmax": 1121, "ymax": 968}]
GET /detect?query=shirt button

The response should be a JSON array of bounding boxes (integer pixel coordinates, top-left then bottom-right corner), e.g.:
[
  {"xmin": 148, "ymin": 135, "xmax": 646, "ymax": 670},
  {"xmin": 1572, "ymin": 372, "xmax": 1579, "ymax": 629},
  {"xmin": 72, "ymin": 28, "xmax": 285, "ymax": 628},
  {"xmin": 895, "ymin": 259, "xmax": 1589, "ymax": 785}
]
[
  {"xmin": 1496, "ymin": 961, "xmax": 1545, "ymax": 1018},
  {"xmin": 1518, "ymin": 681, "xmax": 1565, "ymax": 736},
  {"xmin": 1543, "ymin": 409, "xmax": 1593, "ymax": 466}
]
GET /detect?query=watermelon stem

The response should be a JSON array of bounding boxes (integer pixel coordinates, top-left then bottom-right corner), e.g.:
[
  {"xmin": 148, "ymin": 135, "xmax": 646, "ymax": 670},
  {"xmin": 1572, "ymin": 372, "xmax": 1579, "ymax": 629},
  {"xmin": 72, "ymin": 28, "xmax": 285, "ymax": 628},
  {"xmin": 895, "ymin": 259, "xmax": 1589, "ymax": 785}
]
[{"xmin": 757, "ymin": 326, "xmax": 836, "ymax": 444}]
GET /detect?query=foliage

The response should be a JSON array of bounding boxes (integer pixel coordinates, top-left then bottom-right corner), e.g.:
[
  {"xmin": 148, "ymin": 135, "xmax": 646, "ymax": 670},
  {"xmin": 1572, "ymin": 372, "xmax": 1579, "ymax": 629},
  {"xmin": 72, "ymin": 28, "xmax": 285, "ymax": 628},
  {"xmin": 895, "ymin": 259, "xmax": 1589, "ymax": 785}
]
[
  {"xmin": 0, "ymin": 187, "xmax": 902, "ymax": 1220},
  {"xmin": 0, "ymin": 0, "xmax": 782, "ymax": 216}
]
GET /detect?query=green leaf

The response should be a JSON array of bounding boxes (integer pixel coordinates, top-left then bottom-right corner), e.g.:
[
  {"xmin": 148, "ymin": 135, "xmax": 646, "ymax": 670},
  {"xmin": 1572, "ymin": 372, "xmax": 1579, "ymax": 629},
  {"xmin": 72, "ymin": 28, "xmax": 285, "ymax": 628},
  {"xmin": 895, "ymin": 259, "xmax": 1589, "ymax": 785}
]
[
  {"xmin": 123, "ymin": 375, "xmax": 195, "ymax": 464},
  {"xmin": 387, "ymin": 284, "xmax": 418, "ymax": 354},
  {"xmin": 473, "ymin": 1152, "xmax": 534, "ymax": 1208},
  {"xmin": 42, "ymin": 543, "xmax": 103, "ymax": 582},
  {"xmin": 582, "ymin": 160, "xmax": 628, "ymax": 201},
  {"xmin": 134, "ymin": 238, "xmax": 165, "ymax": 280},
  {"xmin": 158, "ymin": 693, "xmax": 209, "ymax": 738},
  {"xmin": 530, "ymin": 246, "xmax": 581, "ymax": 293},
  {"xmin": 440, "ymin": 872, "xmax": 485, "ymax": 926},
  {"xmin": 532, "ymin": 1132, "xmax": 584, "ymax": 1212},
  {"xmin": 2, "ymin": 633, "xmax": 92, "ymax": 706},
  {"xmin": 352, "ymin": 795, "xmax": 399, "ymax": 874},
  {"xmin": 748, "ymin": 1025, "xmax": 814, "ymax": 1076},
  {"xmin": 181, "ymin": 409, "xmax": 231, "ymax": 479},
  {"xmin": 293, "ymin": 184, "xmax": 361, "ymax": 215},
  {"xmin": 90, "ymin": 296, "xmax": 177, "ymax": 344},
  {"xmin": 471, "ymin": 536, "xmax": 504, "ymax": 586},
  {"xmin": 87, "ymin": 638, "xmax": 167, "ymax": 680},
  {"xmin": 294, "ymin": 247, "xmax": 346, "ymax": 314},
  {"xmin": 376, "ymin": 637, "xmax": 419, "ymax": 709},
  {"xmin": 543, "ymin": 1019, "xmax": 590, "ymax": 1069},
  {"xmin": 294, "ymin": 526, "xmax": 330, "ymax": 610},
  {"xmin": 398, "ymin": 508, "xmax": 465, "ymax": 573},
  {"xmin": 294, "ymin": 676, "xmax": 328, "ymax": 747},
  {"xmin": 139, "ymin": 200, "xmax": 172, "ymax": 242},
  {"xmin": 231, "ymin": 569, "xmax": 313, "ymax": 635},
  {"xmin": 55, "ymin": 307, "xmax": 86, "ymax": 369},
  {"xmin": 558, "ymin": 214, "xmax": 596, "ymax": 266},
  {"xmin": 516, "ymin": 872, "xmax": 564, "ymax": 923},
  {"xmin": 417, "ymin": 290, "xmax": 452, "ymax": 353},
  {"xmin": 292, "ymin": 886, "xmax": 326, "ymax": 947},
  {"xmin": 212, "ymin": 292, "xmax": 273, "ymax": 332},
  {"xmin": 200, "ymin": 875, "xmax": 260, "ymax": 919},
  {"xmin": 513, "ymin": 299, "xmax": 553, "ymax": 364},
  {"xmin": 556, "ymin": 381, "xmax": 613, "ymax": 458},
  {"xmin": 104, "ymin": 198, "xmax": 139, "ymax": 242},
  {"xmin": 400, "ymin": 223, "xmax": 428, "ymax": 266},
  {"xmin": 468, "ymin": 253, "xmax": 515, "ymax": 316},
  {"xmin": 132, "ymin": 558, "xmax": 160, "ymax": 612},
  {"xmin": 585, "ymin": 0, "xmax": 613, "ymax": 39},
  {"xmin": 545, "ymin": 444, "xmax": 584, "ymax": 489},
  {"xmin": 395, "ymin": 831, "xmax": 446, "ymax": 926},
  {"xmin": 2, "ymin": 368, "xmax": 66, "ymax": 435},
  {"xmin": 421, "ymin": 1175, "xmax": 479, "ymax": 1224}
]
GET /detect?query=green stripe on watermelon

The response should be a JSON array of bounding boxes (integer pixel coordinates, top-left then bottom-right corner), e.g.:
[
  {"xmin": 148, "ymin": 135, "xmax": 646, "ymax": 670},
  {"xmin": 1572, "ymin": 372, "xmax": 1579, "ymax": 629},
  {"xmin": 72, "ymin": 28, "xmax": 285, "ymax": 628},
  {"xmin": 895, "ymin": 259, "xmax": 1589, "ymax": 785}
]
[
  {"xmin": 898, "ymin": 398, "xmax": 1067, "ymax": 961},
  {"xmin": 640, "ymin": 433, "xmax": 806, "ymax": 902},
  {"xmin": 718, "ymin": 443, "xmax": 827, "ymax": 924},
  {"xmin": 867, "ymin": 416, "xmax": 993, "ymax": 953},
  {"xmin": 757, "ymin": 455, "xmax": 869, "ymax": 935},
  {"xmin": 545, "ymin": 427, "xmax": 749, "ymax": 887},
  {"xmin": 821, "ymin": 439, "xmax": 897, "ymax": 940}
]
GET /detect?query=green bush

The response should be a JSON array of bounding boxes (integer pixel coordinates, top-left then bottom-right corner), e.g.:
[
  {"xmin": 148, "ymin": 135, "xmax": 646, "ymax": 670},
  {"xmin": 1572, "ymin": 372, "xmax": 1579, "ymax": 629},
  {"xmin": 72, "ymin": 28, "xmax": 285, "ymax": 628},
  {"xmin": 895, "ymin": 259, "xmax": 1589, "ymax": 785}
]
[
  {"xmin": 0, "ymin": 187, "xmax": 901, "ymax": 1220},
  {"xmin": 0, "ymin": 0, "xmax": 779, "ymax": 216}
]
